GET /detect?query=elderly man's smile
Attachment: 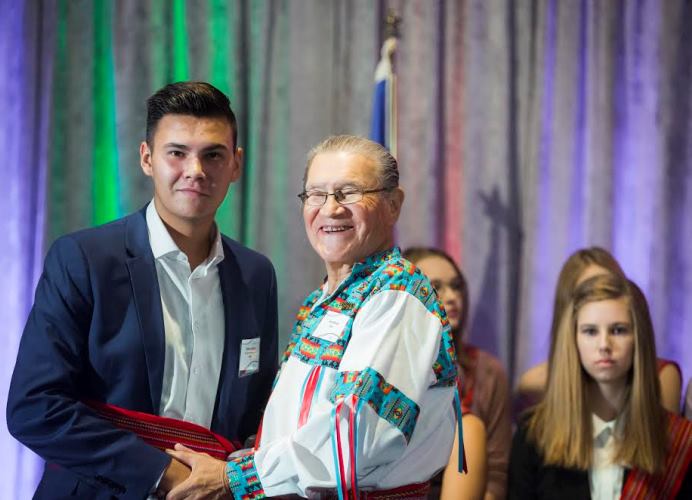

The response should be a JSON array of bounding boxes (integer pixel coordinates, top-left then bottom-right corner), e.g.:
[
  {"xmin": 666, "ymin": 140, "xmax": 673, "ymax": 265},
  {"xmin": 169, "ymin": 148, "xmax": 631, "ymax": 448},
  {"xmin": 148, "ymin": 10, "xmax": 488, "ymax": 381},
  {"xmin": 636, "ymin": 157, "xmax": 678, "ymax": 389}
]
[
  {"xmin": 321, "ymin": 225, "xmax": 354, "ymax": 234},
  {"xmin": 301, "ymin": 145, "xmax": 403, "ymax": 279}
]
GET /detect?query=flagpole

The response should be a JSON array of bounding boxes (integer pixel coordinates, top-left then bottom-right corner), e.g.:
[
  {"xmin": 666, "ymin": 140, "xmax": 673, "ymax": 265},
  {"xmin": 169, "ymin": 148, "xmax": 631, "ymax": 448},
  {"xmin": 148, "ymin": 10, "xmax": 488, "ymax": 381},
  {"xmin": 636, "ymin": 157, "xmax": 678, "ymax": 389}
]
[
  {"xmin": 384, "ymin": 10, "xmax": 400, "ymax": 159},
  {"xmin": 369, "ymin": 10, "xmax": 400, "ymax": 158}
]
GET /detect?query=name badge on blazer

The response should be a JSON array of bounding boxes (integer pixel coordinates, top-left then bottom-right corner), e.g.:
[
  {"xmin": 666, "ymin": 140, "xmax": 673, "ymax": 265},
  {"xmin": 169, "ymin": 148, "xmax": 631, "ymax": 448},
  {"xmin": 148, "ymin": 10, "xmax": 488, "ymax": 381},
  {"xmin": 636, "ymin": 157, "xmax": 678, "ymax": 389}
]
[{"xmin": 239, "ymin": 338, "xmax": 260, "ymax": 377}]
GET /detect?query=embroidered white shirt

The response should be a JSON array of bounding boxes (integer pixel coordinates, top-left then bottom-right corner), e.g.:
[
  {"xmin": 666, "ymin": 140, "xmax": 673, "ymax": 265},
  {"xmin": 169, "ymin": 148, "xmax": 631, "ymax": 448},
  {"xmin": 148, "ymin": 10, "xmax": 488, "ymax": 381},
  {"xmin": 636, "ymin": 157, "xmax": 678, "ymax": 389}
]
[
  {"xmin": 589, "ymin": 413, "xmax": 625, "ymax": 500},
  {"xmin": 145, "ymin": 201, "xmax": 225, "ymax": 428},
  {"xmin": 255, "ymin": 285, "xmax": 456, "ymax": 496}
]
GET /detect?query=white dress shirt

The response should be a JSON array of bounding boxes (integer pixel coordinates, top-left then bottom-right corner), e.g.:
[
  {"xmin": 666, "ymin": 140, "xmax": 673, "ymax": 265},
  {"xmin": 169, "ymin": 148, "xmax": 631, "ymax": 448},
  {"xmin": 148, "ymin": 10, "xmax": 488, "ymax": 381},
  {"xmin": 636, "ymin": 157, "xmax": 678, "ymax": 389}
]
[
  {"xmin": 145, "ymin": 201, "xmax": 225, "ymax": 428},
  {"xmin": 589, "ymin": 413, "xmax": 625, "ymax": 500}
]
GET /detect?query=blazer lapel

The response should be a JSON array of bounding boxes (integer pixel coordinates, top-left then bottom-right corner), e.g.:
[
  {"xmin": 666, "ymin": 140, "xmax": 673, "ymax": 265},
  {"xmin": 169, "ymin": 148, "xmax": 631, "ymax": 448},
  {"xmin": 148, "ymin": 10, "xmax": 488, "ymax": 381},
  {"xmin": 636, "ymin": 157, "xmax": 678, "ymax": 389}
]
[{"xmin": 125, "ymin": 209, "xmax": 166, "ymax": 413}]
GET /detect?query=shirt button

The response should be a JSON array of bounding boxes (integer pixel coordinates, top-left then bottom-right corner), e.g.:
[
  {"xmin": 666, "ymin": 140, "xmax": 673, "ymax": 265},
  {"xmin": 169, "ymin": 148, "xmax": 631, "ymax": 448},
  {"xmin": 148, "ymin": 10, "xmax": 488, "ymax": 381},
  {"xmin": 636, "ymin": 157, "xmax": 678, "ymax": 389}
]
[{"xmin": 192, "ymin": 367, "xmax": 199, "ymax": 375}]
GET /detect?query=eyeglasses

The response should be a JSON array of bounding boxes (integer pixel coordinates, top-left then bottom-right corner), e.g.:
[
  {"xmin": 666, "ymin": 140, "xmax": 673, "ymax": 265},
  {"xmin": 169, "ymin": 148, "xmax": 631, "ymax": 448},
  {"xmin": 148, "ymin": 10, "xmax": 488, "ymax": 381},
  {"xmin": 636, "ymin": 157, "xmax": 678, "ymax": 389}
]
[{"xmin": 297, "ymin": 187, "xmax": 391, "ymax": 206}]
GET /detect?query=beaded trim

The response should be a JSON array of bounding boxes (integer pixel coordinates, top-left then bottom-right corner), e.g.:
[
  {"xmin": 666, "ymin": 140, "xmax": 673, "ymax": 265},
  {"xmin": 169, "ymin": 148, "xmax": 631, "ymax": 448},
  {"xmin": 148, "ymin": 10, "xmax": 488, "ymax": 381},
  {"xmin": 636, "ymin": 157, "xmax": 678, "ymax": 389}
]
[
  {"xmin": 225, "ymin": 453, "xmax": 265, "ymax": 500},
  {"xmin": 284, "ymin": 249, "xmax": 457, "ymax": 379},
  {"xmin": 330, "ymin": 367, "xmax": 419, "ymax": 442}
]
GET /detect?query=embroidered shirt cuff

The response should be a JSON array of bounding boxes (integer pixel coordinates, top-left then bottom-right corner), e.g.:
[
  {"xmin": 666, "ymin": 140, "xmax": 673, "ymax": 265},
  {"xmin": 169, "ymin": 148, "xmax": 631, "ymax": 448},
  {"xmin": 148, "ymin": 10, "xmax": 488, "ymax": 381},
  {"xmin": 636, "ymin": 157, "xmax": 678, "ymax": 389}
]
[{"xmin": 225, "ymin": 453, "xmax": 265, "ymax": 500}]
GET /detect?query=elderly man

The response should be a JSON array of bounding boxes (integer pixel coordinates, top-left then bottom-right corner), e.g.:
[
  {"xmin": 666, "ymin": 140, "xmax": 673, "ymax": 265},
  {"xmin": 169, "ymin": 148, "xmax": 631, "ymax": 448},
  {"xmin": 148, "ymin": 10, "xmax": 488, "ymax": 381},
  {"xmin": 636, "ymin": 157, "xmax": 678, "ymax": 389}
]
[{"xmin": 168, "ymin": 135, "xmax": 459, "ymax": 500}]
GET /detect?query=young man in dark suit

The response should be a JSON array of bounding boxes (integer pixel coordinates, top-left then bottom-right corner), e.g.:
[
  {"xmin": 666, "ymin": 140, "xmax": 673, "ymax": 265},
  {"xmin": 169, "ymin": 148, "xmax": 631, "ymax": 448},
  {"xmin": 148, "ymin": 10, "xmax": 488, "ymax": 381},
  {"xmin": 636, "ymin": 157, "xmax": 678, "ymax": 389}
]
[{"xmin": 7, "ymin": 82, "xmax": 278, "ymax": 499}]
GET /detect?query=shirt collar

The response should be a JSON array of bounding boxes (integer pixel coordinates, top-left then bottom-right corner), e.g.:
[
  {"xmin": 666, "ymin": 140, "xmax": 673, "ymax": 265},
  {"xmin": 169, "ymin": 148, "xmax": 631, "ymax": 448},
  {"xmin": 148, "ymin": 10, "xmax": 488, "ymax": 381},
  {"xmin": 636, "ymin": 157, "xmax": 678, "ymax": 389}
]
[
  {"xmin": 207, "ymin": 227, "xmax": 224, "ymax": 267},
  {"xmin": 351, "ymin": 246, "xmax": 401, "ymax": 275},
  {"xmin": 146, "ymin": 201, "xmax": 181, "ymax": 259},
  {"xmin": 314, "ymin": 246, "xmax": 401, "ymax": 306},
  {"xmin": 592, "ymin": 413, "xmax": 618, "ymax": 448},
  {"xmin": 146, "ymin": 200, "xmax": 225, "ymax": 267}
]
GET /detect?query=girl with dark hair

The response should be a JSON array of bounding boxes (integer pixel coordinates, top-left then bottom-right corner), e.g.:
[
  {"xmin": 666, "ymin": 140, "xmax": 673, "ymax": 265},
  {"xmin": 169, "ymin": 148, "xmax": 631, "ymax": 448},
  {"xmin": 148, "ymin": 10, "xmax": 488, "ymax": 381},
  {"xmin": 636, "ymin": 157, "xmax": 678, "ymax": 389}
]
[{"xmin": 404, "ymin": 247, "xmax": 511, "ymax": 500}]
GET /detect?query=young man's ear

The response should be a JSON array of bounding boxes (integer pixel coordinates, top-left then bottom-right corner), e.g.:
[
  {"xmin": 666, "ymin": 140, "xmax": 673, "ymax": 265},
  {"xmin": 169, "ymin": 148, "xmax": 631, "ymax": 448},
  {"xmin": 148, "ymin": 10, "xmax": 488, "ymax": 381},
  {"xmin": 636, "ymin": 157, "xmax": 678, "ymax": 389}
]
[
  {"xmin": 230, "ymin": 147, "xmax": 244, "ymax": 182},
  {"xmin": 140, "ymin": 141, "xmax": 153, "ymax": 176}
]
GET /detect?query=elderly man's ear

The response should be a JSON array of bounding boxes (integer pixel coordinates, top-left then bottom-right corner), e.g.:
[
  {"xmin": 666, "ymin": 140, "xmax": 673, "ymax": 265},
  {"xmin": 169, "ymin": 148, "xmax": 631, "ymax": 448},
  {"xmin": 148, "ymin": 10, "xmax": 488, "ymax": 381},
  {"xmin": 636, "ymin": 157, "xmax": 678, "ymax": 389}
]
[{"xmin": 387, "ymin": 188, "xmax": 405, "ymax": 221}]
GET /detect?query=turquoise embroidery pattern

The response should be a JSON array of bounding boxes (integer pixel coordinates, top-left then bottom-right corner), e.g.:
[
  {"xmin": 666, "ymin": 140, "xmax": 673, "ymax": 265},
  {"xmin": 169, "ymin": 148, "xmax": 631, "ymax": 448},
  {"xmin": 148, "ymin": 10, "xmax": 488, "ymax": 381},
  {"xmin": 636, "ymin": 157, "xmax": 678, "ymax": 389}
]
[
  {"xmin": 226, "ymin": 453, "xmax": 265, "ymax": 500},
  {"xmin": 432, "ymin": 336, "xmax": 458, "ymax": 387},
  {"xmin": 283, "ymin": 289, "xmax": 359, "ymax": 369},
  {"xmin": 281, "ymin": 248, "xmax": 458, "ymax": 389},
  {"xmin": 280, "ymin": 289, "xmax": 322, "ymax": 365},
  {"xmin": 294, "ymin": 334, "xmax": 346, "ymax": 368},
  {"xmin": 431, "ymin": 318, "xmax": 458, "ymax": 387},
  {"xmin": 329, "ymin": 367, "xmax": 420, "ymax": 443}
]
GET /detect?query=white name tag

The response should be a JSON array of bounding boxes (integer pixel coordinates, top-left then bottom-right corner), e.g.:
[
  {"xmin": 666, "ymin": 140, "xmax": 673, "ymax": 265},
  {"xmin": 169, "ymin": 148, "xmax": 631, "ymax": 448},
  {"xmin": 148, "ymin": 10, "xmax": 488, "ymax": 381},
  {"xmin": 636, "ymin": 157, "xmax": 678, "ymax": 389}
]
[
  {"xmin": 238, "ymin": 337, "xmax": 260, "ymax": 377},
  {"xmin": 311, "ymin": 311, "xmax": 350, "ymax": 342}
]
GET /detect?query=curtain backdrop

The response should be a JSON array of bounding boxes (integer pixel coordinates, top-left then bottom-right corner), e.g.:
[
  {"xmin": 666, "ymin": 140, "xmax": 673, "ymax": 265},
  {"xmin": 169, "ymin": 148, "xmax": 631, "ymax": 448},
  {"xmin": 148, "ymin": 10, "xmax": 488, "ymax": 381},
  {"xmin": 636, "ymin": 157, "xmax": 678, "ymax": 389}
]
[{"xmin": 2, "ymin": 1, "xmax": 691, "ymax": 497}]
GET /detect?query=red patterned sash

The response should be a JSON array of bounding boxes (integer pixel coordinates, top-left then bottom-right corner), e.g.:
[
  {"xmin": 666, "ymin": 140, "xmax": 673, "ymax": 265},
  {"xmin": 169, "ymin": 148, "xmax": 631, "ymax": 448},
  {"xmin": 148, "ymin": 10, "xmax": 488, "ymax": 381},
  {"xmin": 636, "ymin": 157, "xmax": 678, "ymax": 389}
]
[
  {"xmin": 620, "ymin": 413, "xmax": 692, "ymax": 499},
  {"xmin": 87, "ymin": 400, "xmax": 240, "ymax": 460}
]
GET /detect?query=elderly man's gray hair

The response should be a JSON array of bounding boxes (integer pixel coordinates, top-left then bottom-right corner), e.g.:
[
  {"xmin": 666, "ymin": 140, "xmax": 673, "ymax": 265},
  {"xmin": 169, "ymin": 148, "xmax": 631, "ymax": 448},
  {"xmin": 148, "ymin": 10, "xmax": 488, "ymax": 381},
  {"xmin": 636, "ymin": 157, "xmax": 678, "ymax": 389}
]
[{"xmin": 303, "ymin": 135, "xmax": 399, "ymax": 190}]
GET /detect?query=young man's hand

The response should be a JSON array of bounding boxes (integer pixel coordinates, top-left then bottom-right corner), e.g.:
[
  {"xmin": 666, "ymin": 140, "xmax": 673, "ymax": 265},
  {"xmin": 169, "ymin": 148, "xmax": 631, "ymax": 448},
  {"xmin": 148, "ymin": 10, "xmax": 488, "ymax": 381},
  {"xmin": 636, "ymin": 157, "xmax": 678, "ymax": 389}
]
[{"xmin": 157, "ymin": 457, "xmax": 191, "ymax": 497}]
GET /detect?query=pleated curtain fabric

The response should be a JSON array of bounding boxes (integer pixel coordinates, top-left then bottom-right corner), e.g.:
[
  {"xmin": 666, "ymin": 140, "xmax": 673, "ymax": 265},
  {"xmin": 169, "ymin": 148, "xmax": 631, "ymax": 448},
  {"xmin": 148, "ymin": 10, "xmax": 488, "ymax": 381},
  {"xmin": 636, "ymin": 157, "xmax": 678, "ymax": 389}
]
[{"xmin": 1, "ymin": 1, "xmax": 691, "ymax": 497}]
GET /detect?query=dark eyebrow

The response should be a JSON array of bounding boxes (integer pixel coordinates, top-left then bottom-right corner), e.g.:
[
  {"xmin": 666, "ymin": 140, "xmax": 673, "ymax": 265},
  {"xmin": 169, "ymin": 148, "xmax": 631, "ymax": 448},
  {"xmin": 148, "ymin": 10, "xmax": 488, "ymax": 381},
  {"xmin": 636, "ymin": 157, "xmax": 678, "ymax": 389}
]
[
  {"xmin": 163, "ymin": 143, "xmax": 190, "ymax": 150},
  {"xmin": 201, "ymin": 144, "xmax": 230, "ymax": 153},
  {"xmin": 162, "ymin": 143, "xmax": 230, "ymax": 152}
]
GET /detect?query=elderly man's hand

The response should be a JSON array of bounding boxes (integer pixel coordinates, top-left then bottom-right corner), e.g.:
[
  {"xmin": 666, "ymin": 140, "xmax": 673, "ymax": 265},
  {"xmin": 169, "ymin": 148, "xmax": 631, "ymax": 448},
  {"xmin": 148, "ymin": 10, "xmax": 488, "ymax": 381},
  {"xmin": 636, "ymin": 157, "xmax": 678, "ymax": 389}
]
[{"xmin": 165, "ymin": 444, "xmax": 230, "ymax": 500}]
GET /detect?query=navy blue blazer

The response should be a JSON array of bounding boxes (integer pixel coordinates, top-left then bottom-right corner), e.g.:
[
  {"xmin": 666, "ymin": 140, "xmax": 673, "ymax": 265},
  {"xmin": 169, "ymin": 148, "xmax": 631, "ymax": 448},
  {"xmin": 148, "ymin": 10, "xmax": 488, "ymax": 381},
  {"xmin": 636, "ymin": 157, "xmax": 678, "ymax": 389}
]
[{"xmin": 7, "ymin": 208, "xmax": 278, "ymax": 499}]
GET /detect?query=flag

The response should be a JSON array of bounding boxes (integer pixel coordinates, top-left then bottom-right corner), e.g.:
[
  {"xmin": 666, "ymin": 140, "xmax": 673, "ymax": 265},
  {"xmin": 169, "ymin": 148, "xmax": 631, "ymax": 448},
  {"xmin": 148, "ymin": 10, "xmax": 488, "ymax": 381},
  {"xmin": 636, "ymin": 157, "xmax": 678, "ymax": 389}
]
[{"xmin": 369, "ymin": 37, "xmax": 398, "ymax": 157}]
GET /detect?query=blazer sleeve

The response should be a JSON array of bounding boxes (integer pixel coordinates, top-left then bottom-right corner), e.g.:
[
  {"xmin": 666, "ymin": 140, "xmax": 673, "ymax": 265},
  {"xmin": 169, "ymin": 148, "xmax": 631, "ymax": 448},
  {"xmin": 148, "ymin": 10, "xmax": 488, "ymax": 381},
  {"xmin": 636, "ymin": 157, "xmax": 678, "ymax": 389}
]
[
  {"xmin": 508, "ymin": 419, "xmax": 540, "ymax": 499},
  {"xmin": 6, "ymin": 235, "xmax": 170, "ymax": 498}
]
